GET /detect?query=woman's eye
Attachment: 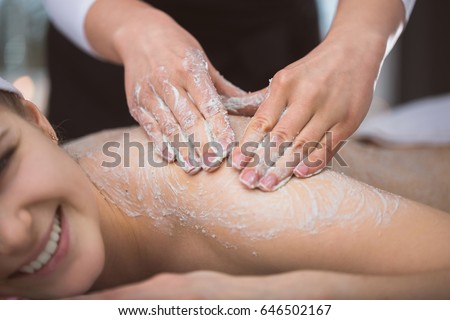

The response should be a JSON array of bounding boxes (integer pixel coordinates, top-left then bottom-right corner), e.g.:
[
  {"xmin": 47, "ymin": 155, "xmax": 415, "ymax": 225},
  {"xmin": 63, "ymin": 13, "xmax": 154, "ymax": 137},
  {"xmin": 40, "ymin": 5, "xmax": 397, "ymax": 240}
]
[{"xmin": 0, "ymin": 147, "xmax": 16, "ymax": 174}]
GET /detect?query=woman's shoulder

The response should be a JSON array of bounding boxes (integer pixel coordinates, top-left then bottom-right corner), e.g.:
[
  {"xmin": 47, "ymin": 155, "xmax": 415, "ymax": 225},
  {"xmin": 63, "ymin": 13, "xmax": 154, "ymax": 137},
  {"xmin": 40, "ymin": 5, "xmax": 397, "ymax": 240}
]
[{"xmin": 63, "ymin": 126, "xmax": 141, "ymax": 161}]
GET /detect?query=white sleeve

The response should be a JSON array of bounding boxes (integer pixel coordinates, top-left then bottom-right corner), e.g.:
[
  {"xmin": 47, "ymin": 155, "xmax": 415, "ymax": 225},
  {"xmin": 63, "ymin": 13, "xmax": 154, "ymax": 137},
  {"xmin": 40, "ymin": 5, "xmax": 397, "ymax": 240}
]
[
  {"xmin": 42, "ymin": 0, "xmax": 99, "ymax": 57},
  {"xmin": 384, "ymin": 0, "xmax": 415, "ymax": 57},
  {"xmin": 402, "ymin": 0, "xmax": 416, "ymax": 21}
]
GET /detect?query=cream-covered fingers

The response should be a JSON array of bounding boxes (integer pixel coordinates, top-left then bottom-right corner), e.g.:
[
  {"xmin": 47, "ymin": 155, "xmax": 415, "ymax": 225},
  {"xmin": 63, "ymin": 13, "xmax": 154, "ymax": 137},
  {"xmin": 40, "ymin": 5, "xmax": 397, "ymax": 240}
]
[
  {"xmin": 129, "ymin": 83, "xmax": 175, "ymax": 162},
  {"xmin": 183, "ymin": 49, "xmax": 235, "ymax": 169}
]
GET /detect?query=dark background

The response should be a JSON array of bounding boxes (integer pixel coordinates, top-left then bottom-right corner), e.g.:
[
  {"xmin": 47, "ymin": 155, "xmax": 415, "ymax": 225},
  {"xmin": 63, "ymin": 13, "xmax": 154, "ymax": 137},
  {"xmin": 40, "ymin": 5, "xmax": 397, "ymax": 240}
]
[{"xmin": 398, "ymin": 0, "xmax": 450, "ymax": 103}]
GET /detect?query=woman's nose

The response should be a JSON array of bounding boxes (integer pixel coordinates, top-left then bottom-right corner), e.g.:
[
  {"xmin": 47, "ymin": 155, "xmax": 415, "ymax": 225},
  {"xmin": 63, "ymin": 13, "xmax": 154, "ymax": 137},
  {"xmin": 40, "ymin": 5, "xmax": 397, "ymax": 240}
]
[{"xmin": 0, "ymin": 209, "xmax": 33, "ymax": 256}]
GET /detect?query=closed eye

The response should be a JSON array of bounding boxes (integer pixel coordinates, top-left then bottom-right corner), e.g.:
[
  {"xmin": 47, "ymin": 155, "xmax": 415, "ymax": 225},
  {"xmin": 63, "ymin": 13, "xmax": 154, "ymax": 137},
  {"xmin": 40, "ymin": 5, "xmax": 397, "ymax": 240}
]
[{"xmin": 0, "ymin": 147, "xmax": 16, "ymax": 175}]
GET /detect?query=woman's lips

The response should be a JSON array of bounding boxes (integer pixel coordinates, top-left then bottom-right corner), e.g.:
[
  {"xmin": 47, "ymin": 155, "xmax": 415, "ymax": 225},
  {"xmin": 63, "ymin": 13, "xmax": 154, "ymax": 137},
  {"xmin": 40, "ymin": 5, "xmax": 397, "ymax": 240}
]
[{"xmin": 10, "ymin": 206, "xmax": 70, "ymax": 279}]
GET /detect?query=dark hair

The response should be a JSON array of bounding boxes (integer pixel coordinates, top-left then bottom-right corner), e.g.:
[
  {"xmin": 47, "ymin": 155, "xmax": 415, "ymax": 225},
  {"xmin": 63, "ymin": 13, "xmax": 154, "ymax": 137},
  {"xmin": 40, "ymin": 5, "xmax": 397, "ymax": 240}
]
[{"xmin": 0, "ymin": 90, "xmax": 28, "ymax": 117}]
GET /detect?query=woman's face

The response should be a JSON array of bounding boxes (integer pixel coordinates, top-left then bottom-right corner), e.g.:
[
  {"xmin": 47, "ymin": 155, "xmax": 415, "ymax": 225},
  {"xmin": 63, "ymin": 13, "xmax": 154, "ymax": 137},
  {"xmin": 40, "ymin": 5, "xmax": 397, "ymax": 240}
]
[{"xmin": 0, "ymin": 105, "xmax": 105, "ymax": 298}]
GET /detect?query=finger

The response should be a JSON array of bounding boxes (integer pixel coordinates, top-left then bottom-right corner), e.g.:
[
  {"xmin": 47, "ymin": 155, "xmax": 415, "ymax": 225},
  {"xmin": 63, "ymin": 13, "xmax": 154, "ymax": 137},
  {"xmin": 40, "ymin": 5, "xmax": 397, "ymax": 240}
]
[
  {"xmin": 210, "ymin": 65, "xmax": 268, "ymax": 116},
  {"xmin": 160, "ymin": 80, "xmax": 218, "ymax": 172},
  {"xmin": 294, "ymin": 126, "xmax": 345, "ymax": 178},
  {"xmin": 238, "ymin": 101, "xmax": 316, "ymax": 188},
  {"xmin": 142, "ymin": 82, "xmax": 201, "ymax": 174},
  {"xmin": 231, "ymin": 86, "xmax": 287, "ymax": 171},
  {"xmin": 238, "ymin": 132, "xmax": 290, "ymax": 189},
  {"xmin": 130, "ymin": 83, "xmax": 174, "ymax": 162},
  {"xmin": 183, "ymin": 49, "xmax": 235, "ymax": 162},
  {"xmin": 257, "ymin": 118, "xmax": 330, "ymax": 191},
  {"xmin": 221, "ymin": 89, "xmax": 268, "ymax": 116}
]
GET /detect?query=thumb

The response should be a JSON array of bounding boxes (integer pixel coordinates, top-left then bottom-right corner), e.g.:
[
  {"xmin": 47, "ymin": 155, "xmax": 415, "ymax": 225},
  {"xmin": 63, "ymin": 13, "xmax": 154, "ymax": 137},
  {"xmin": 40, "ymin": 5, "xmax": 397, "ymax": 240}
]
[
  {"xmin": 221, "ymin": 88, "xmax": 268, "ymax": 116},
  {"xmin": 209, "ymin": 62, "xmax": 268, "ymax": 116}
]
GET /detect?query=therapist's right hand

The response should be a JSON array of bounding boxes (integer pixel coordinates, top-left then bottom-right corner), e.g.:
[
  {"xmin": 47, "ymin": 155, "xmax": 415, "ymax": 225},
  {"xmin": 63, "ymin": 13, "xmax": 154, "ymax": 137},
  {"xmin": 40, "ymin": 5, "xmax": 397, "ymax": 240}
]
[{"xmin": 87, "ymin": 0, "xmax": 246, "ymax": 173}]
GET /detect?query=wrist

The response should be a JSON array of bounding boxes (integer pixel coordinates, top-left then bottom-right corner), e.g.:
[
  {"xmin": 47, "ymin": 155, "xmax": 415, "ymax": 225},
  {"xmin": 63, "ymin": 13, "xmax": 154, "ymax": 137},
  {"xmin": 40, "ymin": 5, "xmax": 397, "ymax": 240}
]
[
  {"xmin": 327, "ymin": 25, "xmax": 386, "ymax": 58},
  {"xmin": 112, "ymin": 5, "xmax": 172, "ymax": 63},
  {"xmin": 322, "ymin": 27, "xmax": 387, "ymax": 76},
  {"xmin": 85, "ymin": 0, "xmax": 168, "ymax": 63},
  {"xmin": 324, "ymin": 0, "xmax": 405, "ymax": 63}
]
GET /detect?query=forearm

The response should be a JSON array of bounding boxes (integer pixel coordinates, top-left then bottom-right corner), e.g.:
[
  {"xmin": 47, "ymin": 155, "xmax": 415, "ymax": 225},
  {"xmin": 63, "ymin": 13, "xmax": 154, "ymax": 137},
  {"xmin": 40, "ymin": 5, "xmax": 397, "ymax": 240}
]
[
  {"xmin": 84, "ymin": 0, "xmax": 170, "ymax": 63},
  {"xmin": 262, "ymin": 269, "xmax": 450, "ymax": 299},
  {"xmin": 327, "ymin": 0, "xmax": 410, "ymax": 62}
]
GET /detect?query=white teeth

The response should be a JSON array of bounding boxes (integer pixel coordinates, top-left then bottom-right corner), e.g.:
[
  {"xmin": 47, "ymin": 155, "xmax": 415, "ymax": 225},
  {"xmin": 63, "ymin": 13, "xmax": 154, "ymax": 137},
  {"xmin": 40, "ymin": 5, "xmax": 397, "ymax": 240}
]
[
  {"xmin": 19, "ymin": 214, "xmax": 62, "ymax": 274},
  {"xmin": 30, "ymin": 260, "xmax": 42, "ymax": 270},
  {"xmin": 50, "ymin": 230, "xmax": 60, "ymax": 242},
  {"xmin": 45, "ymin": 239, "xmax": 58, "ymax": 254},
  {"xmin": 21, "ymin": 265, "xmax": 34, "ymax": 274},
  {"xmin": 37, "ymin": 251, "xmax": 52, "ymax": 265}
]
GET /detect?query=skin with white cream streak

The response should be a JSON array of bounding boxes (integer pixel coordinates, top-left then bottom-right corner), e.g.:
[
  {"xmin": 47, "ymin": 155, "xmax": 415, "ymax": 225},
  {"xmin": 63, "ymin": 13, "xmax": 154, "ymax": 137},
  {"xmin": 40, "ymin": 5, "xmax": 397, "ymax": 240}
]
[
  {"xmin": 64, "ymin": 116, "xmax": 450, "ymax": 276},
  {"xmin": 66, "ymin": 117, "xmax": 400, "ymax": 246}
]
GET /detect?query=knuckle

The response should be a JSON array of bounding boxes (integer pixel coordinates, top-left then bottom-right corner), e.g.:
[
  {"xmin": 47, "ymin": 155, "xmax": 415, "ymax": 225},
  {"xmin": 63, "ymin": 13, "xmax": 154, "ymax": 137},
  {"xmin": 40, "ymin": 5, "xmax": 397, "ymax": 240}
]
[
  {"xmin": 135, "ymin": 108, "xmax": 153, "ymax": 125},
  {"xmin": 292, "ymin": 135, "xmax": 312, "ymax": 150},
  {"xmin": 179, "ymin": 112, "xmax": 199, "ymax": 130},
  {"xmin": 143, "ymin": 123, "xmax": 158, "ymax": 137},
  {"xmin": 271, "ymin": 129, "xmax": 292, "ymax": 145},
  {"xmin": 272, "ymin": 69, "xmax": 292, "ymax": 87},
  {"xmin": 202, "ymin": 96, "xmax": 222, "ymax": 118},
  {"xmin": 161, "ymin": 121, "xmax": 179, "ymax": 137},
  {"xmin": 249, "ymin": 116, "xmax": 274, "ymax": 134}
]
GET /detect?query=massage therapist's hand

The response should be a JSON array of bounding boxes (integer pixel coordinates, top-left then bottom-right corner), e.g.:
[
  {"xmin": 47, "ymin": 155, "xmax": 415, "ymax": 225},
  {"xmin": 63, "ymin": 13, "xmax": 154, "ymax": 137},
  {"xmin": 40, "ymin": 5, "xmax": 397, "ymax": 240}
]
[
  {"xmin": 231, "ymin": 33, "xmax": 384, "ymax": 191},
  {"xmin": 230, "ymin": 0, "xmax": 407, "ymax": 191},
  {"xmin": 85, "ymin": 0, "xmax": 248, "ymax": 173}
]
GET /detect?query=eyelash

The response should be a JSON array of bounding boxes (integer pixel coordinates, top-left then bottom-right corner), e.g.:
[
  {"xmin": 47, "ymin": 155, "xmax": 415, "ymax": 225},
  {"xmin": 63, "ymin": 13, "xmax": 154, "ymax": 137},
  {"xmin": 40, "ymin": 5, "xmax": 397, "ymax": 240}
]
[{"xmin": 0, "ymin": 147, "xmax": 16, "ymax": 174}]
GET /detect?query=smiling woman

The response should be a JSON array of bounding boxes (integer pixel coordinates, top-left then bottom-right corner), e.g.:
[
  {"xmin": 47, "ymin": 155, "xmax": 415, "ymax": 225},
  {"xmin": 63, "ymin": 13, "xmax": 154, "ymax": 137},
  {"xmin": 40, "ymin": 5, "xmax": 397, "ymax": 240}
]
[
  {"xmin": 0, "ymin": 89, "xmax": 105, "ymax": 298},
  {"xmin": 0, "ymin": 84, "xmax": 450, "ymax": 299}
]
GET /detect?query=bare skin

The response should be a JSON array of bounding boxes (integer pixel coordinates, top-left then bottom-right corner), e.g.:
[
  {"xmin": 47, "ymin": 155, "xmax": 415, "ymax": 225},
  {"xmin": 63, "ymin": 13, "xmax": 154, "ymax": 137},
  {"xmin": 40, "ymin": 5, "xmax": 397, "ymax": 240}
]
[
  {"xmin": 64, "ymin": 116, "xmax": 450, "ymax": 295},
  {"xmin": 2, "ymin": 104, "xmax": 450, "ymax": 299}
]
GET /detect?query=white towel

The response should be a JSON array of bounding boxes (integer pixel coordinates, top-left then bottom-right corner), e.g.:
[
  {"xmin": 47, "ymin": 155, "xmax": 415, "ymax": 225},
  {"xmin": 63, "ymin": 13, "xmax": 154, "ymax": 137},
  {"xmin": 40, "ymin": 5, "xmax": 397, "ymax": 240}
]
[{"xmin": 354, "ymin": 94, "xmax": 450, "ymax": 147}]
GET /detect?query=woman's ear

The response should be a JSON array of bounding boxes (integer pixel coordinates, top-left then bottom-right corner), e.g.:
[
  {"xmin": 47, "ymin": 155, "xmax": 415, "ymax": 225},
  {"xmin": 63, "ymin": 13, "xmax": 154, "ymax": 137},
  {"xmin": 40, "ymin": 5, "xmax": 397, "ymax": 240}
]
[{"xmin": 21, "ymin": 99, "xmax": 59, "ymax": 143}]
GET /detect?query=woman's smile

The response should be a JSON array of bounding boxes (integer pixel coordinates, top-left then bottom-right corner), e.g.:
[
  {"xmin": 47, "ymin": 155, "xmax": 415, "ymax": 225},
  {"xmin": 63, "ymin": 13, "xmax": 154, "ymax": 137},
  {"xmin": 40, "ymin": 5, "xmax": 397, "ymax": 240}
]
[{"xmin": 10, "ymin": 206, "xmax": 70, "ymax": 279}]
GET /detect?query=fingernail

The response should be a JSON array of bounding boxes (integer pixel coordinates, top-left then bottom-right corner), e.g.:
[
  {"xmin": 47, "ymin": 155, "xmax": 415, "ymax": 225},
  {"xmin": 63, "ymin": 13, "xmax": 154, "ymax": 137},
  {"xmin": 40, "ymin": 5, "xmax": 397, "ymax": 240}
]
[
  {"xmin": 239, "ymin": 169, "xmax": 259, "ymax": 189},
  {"xmin": 219, "ymin": 141, "xmax": 231, "ymax": 158},
  {"xmin": 294, "ymin": 163, "xmax": 309, "ymax": 178},
  {"xmin": 163, "ymin": 145, "xmax": 175, "ymax": 162},
  {"xmin": 202, "ymin": 154, "xmax": 223, "ymax": 172},
  {"xmin": 186, "ymin": 158, "xmax": 202, "ymax": 175},
  {"xmin": 232, "ymin": 151, "xmax": 245, "ymax": 170},
  {"xmin": 258, "ymin": 174, "xmax": 278, "ymax": 191}
]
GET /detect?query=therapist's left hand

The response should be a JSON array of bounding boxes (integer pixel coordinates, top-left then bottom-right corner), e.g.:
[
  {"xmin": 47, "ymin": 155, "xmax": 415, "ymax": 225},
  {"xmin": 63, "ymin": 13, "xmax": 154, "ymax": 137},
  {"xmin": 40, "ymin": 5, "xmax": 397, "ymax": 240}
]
[{"xmin": 231, "ymin": 32, "xmax": 386, "ymax": 191}]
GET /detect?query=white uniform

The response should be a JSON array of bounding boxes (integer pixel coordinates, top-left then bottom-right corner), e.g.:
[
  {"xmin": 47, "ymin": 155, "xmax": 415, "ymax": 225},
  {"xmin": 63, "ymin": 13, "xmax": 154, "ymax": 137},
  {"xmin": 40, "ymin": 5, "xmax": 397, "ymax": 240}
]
[
  {"xmin": 42, "ymin": 0, "xmax": 416, "ymax": 57},
  {"xmin": 0, "ymin": 77, "xmax": 23, "ymax": 97}
]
